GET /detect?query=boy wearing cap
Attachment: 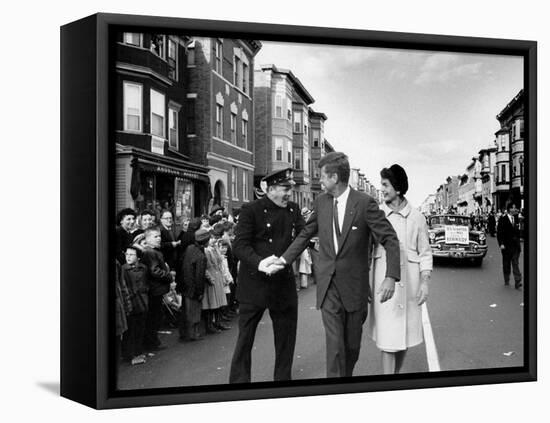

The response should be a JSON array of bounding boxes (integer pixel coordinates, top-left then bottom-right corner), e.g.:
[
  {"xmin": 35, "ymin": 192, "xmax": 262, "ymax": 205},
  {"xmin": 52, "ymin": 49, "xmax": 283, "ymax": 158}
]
[{"xmin": 229, "ymin": 167, "xmax": 305, "ymax": 383}]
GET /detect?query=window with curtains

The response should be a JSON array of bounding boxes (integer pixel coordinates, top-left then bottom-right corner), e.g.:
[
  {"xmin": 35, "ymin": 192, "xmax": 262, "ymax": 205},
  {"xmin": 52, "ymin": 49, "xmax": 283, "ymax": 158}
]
[
  {"xmin": 242, "ymin": 119, "xmax": 248, "ymax": 150},
  {"xmin": 216, "ymin": 104, "xmax": 224, "ymax": 139},
  {"xmin": 275, "ymin": 95, "xmax": 283, "ymax": 118},
  {"xmin": 123, "ymin": 82, "xmax": 142, "ymax": 132},
  {"xmin": 215, "ymin": 40, "xmax": 223, "ymax": 74},
  {"xmin": 274, "ymin": 138, "xmax": 283, "ymax": 161},
  {"xmin": 294, "ymin": 148, "xmax": 302, "ymax": 170},
  {"xmin": 150, "ymin": 89, "xmax": 165, "ymax": 137},
  {"xmin": 231, "ymin": 113, "xmax": 237, "ymax": 144},
  {"xmin": 312, "ymin": 129, "xmax": 320, "ymax": 147},
  {"xmin": 167, "ymin": 39, "xmax": 177, "ymax": 81},
  {"xmin": 168, "ymin": 107, "xmax": 178, "ymax": 148},
  {"xmin": 232, "ymin": 166, "xmax": 238, "ymax": 199},
  {"xmin": 242, "ymin": 169, "xmax": 249, "ymax": 201},
  {"xmin": 293, "ymin": 111, "xmax": 302, "ymax": 133}
]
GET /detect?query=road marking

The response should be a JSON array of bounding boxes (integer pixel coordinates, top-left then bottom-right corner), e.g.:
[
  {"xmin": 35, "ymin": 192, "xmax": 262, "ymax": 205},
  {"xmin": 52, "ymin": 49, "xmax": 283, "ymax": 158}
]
[{"xmin": 421, "ymin": 303, "xmax": 441, "ymax": 372}]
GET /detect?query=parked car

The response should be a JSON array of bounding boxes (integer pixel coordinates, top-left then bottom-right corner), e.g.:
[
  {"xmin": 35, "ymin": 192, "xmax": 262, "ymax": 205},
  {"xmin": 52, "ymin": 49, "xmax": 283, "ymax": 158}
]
[{"xmin": 427, "ymin": 214, "xmax": 488, "ymax": 265}]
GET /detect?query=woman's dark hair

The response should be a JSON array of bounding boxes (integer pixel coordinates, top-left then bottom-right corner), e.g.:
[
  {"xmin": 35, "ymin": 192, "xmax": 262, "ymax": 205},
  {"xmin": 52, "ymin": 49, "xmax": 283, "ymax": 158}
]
[
  {"xmin": 380, "ymin": 164, "xmax": 409, "ymax": 197},
  {"xmin": 140, "ymin": 209, "xmax": 155, "ymax": 218},
  {"xmin": 116, "ymin": 208, "xmax": 136, "ymax": 225},
  {"xmin": 318, "ymin": 152, "xmax": 350, "ymax": 184}
]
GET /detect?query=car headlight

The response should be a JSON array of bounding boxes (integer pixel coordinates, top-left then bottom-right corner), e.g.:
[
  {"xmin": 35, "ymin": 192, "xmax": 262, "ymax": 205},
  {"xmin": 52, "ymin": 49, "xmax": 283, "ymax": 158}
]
[
  {"xmin": 479, "ymin": 233, "xmax": 486, "ymax": 241},
  {"xmin": 429, "ymin": 232, "xmax": 436, "ymax": 240}
]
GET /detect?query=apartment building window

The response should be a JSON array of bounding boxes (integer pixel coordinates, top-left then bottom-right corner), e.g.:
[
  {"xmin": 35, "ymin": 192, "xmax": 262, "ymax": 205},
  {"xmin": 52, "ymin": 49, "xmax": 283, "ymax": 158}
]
[
  {"xmin": 303, "ymin": 148, "xmax": 309, "ymax": 175},
  {"xmin": 293, "ymin": 112, "xmax": 302, "ymax": 133},
  {"xmin": 123, "ymin": 33, "xmax": 142, "ymax": 47},
  {"xmin": 215, "ymin": 104, "xmax": 224, "ymax": 139},
  {"xmin": 519, "ymin": 119, "xmax": 524, "ymax": 138},
  {"xmin": 231, "ymin": 113, "xmax": 237, "ymax": 144},
  {"xmin": 242, "ymin": 119, "xmax": 248, "ymax": 150},
  {"xmin": 186, "ymin": 98, "xmax": 195, "ymax": 134},
  {"xmin": 313, "ymin": 160, "xmax": 320, "ymax": 178},
  {"xmin": 123, "ymin": 82, "xmax": 142, "ymax": 132},
  {"xmin": 234, "ymin": 56, "xmax": 241, "ymax": 87},
  {"xmin": 167, "ymin": 39, "xmax": 178, "ymax": 80},
  {"xmin": 215, "ymin": 40, "xmax": 223, "ymax": 74},
  {"xmin": 275, "ymin": 95, "xmax": 283, "ymax": 118},
  {"xmin": 501, "ymin": 164, "xmax": 506, "ymax": 183},
  {"xmin": 274, "ymin": 138, "xmax": 283, "ymax": 161},
  {"xmin": 232, "ymin": 167, "xmax": 238, "ymax": 199},
  {"xmin": 168, "ymin": 107, "xmax": 178, "ymax": 148},
  {"xmin": 287, "ymin": 140, "xmax": 292, "ymax": 163},
  {"xmin": 150, "ymin": 89, "xmax": 166, "ymax": 137},
  {"xmin": 150, "ymin": 35, "xmax": 166, "ymax": 59},
  {"xmin": 312, "ymin": 129, "xmax": 320, "ymax": 147},
  {"xmin": 242, "ymin": 169, "xmax": 249, "ymax": 201},
  {"xmin": 304, "ymin": 121, "xmax": 308, "ymax": 136},
  {"xmin": 242, "ymin": 63, "xmax": 249, "ymax": 94},
  {"xmin": 294, "ymin": 149, "xmax": 302, "ymax": 170}
]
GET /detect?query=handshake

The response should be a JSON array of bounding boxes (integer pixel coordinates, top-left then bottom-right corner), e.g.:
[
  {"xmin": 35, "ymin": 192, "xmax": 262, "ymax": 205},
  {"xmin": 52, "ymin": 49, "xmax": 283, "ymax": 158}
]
[{"xmin": 258, "ymin": 255, "xmax": 286, "ymax": 275}]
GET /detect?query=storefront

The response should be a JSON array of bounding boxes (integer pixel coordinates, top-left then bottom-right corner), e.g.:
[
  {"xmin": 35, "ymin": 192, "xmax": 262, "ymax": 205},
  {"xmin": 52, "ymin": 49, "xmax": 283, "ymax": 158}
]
[{"xmin": 116, "ymin": 146, "xmax": 210, "ymax": 231}]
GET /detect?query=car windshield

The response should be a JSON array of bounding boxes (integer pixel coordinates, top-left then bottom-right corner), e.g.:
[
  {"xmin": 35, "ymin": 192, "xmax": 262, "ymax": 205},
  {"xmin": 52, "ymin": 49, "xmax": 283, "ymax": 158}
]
[{"xmin": 429, "ymin": 216, "xmax": 470, "ymax": 227}]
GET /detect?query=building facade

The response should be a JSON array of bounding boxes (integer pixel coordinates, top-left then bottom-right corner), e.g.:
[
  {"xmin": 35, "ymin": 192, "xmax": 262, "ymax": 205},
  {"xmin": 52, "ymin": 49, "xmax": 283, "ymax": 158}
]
[
  {"xmin": 478, "ymin": 144, "xmax": 497, "ymax": 212},
  {"xmin": 114, "ymin": 32, "xmax": 212, "ymax": 231},
  {"xmin": 188, "ymin": 37, "xmax": 262, "ymax": 215},
  {"xmin": 495, "ymin": 89, "xmax": 524, "ymax": 210},
  {"xmin": 309, "ymin": 109, "xmax": 327, "ymax": 201},
  {"xmin": 254, "ymin": 64, "xmax": 315, "ymax": 209}
]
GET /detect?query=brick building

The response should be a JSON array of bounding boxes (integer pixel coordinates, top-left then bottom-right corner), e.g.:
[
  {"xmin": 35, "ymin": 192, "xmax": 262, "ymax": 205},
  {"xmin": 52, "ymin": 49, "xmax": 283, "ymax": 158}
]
[{"xmin": 309, "ymin": 109, "xmax": 327, "ymax": 201}]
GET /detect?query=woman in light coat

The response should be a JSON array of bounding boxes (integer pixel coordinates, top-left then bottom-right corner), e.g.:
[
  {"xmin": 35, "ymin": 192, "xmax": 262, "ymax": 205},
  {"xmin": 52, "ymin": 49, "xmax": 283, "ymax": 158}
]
[{"xmin": 367, "ymin": 164, "xmax": 433, "ymax": 374}]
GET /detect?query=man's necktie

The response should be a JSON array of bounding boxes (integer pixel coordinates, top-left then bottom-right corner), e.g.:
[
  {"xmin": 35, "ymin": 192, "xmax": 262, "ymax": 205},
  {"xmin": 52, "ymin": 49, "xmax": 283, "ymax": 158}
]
[{"xmin": 333, "ymin": 199, "xmax": 341, "ymax": 238}]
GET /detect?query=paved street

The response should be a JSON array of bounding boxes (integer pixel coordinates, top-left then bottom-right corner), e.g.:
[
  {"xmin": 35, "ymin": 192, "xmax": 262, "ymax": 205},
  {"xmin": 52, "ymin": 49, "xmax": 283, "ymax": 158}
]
[{"xmin": 117, "ymin": 236, "xmax": 524, "ymax": 390}]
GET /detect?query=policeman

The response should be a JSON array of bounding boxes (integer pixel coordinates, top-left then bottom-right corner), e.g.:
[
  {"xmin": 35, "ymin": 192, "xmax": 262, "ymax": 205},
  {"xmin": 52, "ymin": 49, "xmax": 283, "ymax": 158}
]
[{"xmin": 229, "ymin": 167, "xmax": 305, "ymax": 383}]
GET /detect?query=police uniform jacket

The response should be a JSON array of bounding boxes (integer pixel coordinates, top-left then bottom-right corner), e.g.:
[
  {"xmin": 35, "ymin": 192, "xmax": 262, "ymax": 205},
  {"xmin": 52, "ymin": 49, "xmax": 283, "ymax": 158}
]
[{"xmin": 233, "ymin": 195, "xmax": 305, "ymax": 309}]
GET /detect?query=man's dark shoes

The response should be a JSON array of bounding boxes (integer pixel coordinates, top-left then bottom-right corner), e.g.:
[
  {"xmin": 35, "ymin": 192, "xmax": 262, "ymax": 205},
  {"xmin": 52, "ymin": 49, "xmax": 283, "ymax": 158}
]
[
  {"xmin": 515, "ymin": 281, "xmax": 523, "ymax": 290},
  {"xmin": 215, "ymin": 322, "xmax": 231, "ymax": 330}
]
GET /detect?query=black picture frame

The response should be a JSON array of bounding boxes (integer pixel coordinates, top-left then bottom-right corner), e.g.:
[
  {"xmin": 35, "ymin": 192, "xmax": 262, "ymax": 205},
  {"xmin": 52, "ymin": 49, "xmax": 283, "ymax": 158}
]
[{"xmin": 60, "ymin": 12, "xmax": 537, "ymax": 409}]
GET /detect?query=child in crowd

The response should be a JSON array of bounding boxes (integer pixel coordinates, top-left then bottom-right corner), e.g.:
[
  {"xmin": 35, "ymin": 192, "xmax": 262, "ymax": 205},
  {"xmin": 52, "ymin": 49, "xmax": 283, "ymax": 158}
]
[
  {"xmin": 179, "ymin": 228, "xmax": 211, "ymax": 341},
  {"xmin": 202, "ymin": 225, "xmax": 229, "ymax": 333},
  {"xmin": 121, "ymin": 246, "xmax": 149, "ymax": 365},
  {"xmin": 217, "ymin": 238, "xmax": 234, "ymax": 320},
  {"xmin": 141, "ymin": 226, "xmax": 173, "ymax": 351}
]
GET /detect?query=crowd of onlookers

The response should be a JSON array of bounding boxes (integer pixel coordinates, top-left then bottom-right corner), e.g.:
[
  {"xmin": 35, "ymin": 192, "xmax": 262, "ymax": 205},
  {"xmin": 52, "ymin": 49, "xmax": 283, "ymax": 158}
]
[{"xmin": 115, "ymin": 205, "xmax": 316, "ymax": 366}]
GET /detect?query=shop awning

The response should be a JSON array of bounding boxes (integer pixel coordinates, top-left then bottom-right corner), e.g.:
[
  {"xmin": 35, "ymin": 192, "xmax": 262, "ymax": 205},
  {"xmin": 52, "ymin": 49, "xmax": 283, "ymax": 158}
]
[{"xmin": 138, "ymin": 159, "xmax": 210, "ymax": 183}]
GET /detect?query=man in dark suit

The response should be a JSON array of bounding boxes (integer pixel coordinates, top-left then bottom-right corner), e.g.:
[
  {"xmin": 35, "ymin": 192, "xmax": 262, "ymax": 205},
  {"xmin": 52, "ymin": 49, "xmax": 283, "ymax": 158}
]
[
  {"xmin": 497, "ymin": 201, "xmax": 522, "ymax": 289},
  {"xmin": 228, "ymin": 168, "xmax": 305, "ymax": 383},
  {"xmin": 275, "ymin": 152, "xmax": 401, "ymax": 378}
]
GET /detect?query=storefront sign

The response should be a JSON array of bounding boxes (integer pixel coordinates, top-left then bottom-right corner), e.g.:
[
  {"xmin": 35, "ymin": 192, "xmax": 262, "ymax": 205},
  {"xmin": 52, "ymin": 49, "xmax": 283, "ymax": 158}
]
[
  {"xmin": 445, "ymin": 225, "xmax": 469, "ymax": 245},
  {"xmin": 154, "ymin": 165, "xmax": 205, "ymax": 181}
]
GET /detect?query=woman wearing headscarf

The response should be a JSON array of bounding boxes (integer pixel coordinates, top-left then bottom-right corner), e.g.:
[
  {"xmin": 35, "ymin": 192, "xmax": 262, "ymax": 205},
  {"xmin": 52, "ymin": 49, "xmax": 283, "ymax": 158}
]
[{"xmin": 367, "ymin": 164, "xmax": 433, "ymax": 374}]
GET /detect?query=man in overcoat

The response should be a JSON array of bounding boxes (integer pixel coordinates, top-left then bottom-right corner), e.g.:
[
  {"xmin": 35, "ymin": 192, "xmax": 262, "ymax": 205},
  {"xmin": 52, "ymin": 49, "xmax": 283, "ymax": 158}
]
[
  {"xmin": 497, "ymin": 201, "xmax": 522, "ymax": 289},
  {"xmin": 276, "ymin": 152, "xmax": 401, "ymax": 378},
  {"xmin": 228, "ymin": 168, "xmax": 305, "ymax": 383}
]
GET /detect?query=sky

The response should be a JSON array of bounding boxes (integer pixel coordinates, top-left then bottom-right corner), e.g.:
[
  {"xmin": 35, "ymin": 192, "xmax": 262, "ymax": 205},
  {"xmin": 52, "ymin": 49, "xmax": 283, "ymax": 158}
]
[{"xmin": 254, "ymin": 41, "xmax": 523, "ymax": 207}]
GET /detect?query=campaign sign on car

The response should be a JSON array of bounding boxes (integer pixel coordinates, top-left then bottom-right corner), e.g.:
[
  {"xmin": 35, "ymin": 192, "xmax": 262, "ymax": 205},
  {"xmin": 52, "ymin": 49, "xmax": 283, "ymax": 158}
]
[{"xmin": 445, "ymin": 225, "xmax": 469, "ymax": 245}]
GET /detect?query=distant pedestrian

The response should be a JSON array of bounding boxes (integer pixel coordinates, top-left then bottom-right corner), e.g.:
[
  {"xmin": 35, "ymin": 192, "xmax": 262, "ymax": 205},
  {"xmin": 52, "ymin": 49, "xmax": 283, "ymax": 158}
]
[
  {"xmin": 487, "ymin": 211, "xmax": 496, "ymax": 237},
  {"xmin": 497, "ymin": 202, "xmax": 522, "ymax": 289},
  {"xmin": 159, "ymin": 210, "xmax": 180, "ymax": 271}
]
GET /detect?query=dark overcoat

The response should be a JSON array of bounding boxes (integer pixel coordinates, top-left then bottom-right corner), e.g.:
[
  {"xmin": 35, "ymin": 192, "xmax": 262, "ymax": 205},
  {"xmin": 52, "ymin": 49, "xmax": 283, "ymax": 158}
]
[
  {"xmin": 233, "ymin": 196, "xmax": 305, "ymax": 309},
  {"xmin": 497, "ymin": 214, "xmax": 521, "ymax": 253}
]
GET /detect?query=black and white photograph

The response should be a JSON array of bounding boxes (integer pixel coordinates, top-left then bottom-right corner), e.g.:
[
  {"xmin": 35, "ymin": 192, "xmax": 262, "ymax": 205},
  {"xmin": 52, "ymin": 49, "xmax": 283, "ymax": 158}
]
[{"xmin": 112, "ymin": 32, "xmax": 527, "ymax": 390}]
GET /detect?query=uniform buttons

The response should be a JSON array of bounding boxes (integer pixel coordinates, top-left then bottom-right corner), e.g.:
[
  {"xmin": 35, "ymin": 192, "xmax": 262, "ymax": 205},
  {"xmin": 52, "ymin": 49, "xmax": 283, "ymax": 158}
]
[
  {"xmin": 264, "ymin": 209, "xmax": 267, "ymax": 213},
  {"xmin": 290, "ymin": 208, "xmax": 294, "ymax": 212},
  {"xmin": 398, "ymin": 282, "xmax": 404, "ymax": 288},
  {"xmin": 269, "ymin": 239, "xmax": 273, "ymax": 243},
  {"xmin": 267, "ymin": 223, "xmax": 271, "ymax": 228}
]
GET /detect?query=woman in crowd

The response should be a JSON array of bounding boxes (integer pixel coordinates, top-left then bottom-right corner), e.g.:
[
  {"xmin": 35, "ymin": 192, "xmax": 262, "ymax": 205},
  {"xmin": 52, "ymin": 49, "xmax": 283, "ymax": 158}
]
[
  {"xmin": 115, "ymin": 208, "xmax": 137, "ymax": 264},
  {"xmin": 367, "ymin": 164, "xmax": 433, "ymax": 374}
]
